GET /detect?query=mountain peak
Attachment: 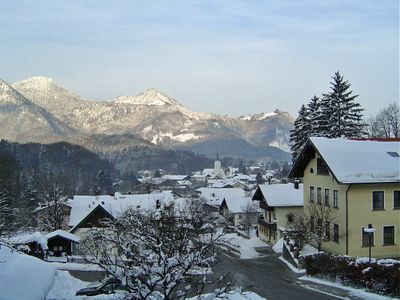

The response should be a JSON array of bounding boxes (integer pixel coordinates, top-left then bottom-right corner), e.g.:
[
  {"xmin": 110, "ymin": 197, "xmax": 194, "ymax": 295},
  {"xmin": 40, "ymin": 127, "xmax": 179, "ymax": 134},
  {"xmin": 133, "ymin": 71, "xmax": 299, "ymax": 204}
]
[
  {"xmin": 113, "ymin": 88, "xmax": 180, "ymax": 107},
  {"xmin": 14, "ymin": 76, "xmax": 56, "ymax": 90}
]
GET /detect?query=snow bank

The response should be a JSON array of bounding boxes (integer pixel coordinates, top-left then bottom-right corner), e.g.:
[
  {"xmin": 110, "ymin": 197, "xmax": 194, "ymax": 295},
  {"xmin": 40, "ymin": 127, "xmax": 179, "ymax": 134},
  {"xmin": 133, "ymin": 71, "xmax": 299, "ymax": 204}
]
[
  {"xmin": 272, "ymin": 238, "xmax": 283, "ymax": 253},
  {"xmin": 221, "ymin": 234, "xmax": 267, "ymax": 259},
  {"xmin": 300, "ymin": 276, "xmax": 393, "ymax": 300},
  {"xmin": 299, "ymin": 244, "xmax": 318, "ymax": 257},
  {"xmin": 0, "ymin": 245, "xmax": 57, "ymax": 300}
]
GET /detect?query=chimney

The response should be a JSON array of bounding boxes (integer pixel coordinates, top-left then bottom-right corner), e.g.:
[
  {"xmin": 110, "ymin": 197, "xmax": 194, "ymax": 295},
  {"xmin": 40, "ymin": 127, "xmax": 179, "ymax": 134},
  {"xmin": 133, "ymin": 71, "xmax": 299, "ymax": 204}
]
[{"xmin": 294, "ymin": 180, "xmax": 299, "ymax": 189}]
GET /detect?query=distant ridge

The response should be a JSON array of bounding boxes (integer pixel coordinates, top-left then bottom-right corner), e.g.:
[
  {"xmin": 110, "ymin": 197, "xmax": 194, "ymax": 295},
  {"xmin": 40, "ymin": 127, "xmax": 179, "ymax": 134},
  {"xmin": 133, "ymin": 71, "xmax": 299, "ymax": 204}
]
[{"xmin": 1, "ymin": 76, "xmax": 293, "ymax": 160}]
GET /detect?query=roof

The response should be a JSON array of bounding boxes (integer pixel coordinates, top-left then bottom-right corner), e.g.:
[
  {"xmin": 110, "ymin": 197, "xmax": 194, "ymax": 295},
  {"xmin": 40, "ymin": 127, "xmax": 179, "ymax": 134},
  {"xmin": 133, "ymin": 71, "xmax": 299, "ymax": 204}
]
[
  {"xmin": 196, "ymin": 187, "xmax": 245, "ymax": 206},
  {"xmin": 290, "ymin": 137, "xmax": 400, "ymax": 184},
  {"xmin": 161, "ymin": 175, "xmax": 189, "ymax": 181},
  {"xmin": 68, "ymin": 192, "xmax": 174, "ymax": 227},
  {"xmin": 222, "ymin": 197, "xmax": 259, "ymax": 213},
  {"xmin": 257, "ymin": 183, "xmax": 303, "ymax": 207},
  {"xmin": 44, "ymin": 230, "xmax": 80, "ymax": 243}
]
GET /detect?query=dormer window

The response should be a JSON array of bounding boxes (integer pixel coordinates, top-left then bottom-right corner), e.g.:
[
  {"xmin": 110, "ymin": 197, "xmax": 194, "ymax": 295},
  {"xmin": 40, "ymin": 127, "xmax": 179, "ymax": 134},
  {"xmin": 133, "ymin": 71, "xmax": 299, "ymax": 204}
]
[
  {"xmin": 317, "ymin": 158, "xmax": 329, "ymax": 175},
  {"xmin": 387, "ymin": 151, "xmax": 400, "ymax": 158}
]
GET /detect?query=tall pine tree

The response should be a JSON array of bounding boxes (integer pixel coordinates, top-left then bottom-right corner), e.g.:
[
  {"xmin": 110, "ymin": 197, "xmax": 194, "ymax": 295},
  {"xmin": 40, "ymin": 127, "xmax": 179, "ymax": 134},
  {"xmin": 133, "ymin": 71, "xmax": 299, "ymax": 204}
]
[
  {"xmin": 307, "ymin": 95, "xmax": 328, "ymax": 137},
  {"xmin": 290, "ymin": 105, "xmax": 311, "ymax": 162},
  {"xmin": 322, "ymin": 72, "xmax": 365, "ymax": 138}
]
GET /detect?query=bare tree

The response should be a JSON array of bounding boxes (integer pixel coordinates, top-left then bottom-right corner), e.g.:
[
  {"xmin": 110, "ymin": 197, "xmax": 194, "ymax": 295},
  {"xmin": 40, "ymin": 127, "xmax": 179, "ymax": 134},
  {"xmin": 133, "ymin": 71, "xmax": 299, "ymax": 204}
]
[
  {"xmin": 80, "ymin": 200, "xmax": 233, "ymax": 300},
  {"xmin": 369, "ymin": 103, "xmax": 400, "ymax": 138},
  {"xmin": 239, "ymin": 201, "xmax": 259, "ymax": 237},
  {"xmin": 287, "ymin": 202, "xmax": 336, "ymax": 252},
  {"xmin": 36, "ymin": 174, "xmax": 70, "ymax": 231}
]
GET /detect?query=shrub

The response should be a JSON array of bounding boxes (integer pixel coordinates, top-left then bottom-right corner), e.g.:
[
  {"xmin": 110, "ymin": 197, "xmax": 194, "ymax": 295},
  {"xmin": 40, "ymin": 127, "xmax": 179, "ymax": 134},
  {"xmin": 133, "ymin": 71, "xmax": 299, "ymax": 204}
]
[{"xmin": 304, "ymin": 253, "xmax": 400, "ymax": 296}]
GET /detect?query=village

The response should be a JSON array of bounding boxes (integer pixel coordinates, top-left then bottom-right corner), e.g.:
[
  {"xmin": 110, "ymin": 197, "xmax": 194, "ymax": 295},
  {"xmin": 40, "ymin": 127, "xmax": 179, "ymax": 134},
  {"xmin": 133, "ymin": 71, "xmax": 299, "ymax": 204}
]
[{"xmin": 1, "ymin": 136, "xmax": 399, "ymax": 300}]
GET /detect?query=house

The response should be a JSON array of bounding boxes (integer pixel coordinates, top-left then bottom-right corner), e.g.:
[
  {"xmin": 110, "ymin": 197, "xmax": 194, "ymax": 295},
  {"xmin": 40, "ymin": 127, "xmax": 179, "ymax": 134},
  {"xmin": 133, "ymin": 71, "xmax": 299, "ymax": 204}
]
[
  {"xmin": 289, "ymin": 137, "xmax": 400, "ymax": 259},
  {"xmin": 68, "ymin": 192, "xmax": 174, "ymax": 236},
  {"xmin": 219, "ymin": 196, "xmax": 260, "ymax": 232},
  {"xmin": 44, "ymin": 230, "xmax": 80, "ymax": 257},
  {"xmin": 252, "ymin": 183, "xmax": 303, "ymax": 243}
]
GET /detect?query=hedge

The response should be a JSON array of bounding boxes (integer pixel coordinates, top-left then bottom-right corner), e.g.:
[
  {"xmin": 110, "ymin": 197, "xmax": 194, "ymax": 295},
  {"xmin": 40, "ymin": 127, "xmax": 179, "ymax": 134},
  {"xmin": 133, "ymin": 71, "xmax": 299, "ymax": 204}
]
[{"xmin": 304, "ymin": 253, "xmax": 400, "ymax": 296}]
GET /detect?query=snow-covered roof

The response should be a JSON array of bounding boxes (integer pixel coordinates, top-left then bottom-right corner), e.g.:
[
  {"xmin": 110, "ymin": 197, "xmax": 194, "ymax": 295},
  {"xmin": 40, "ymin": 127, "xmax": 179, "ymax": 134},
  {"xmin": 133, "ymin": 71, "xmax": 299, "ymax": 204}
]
[
  {"xmin": 223, "ymin": 197, "xmax": 259, "ymax": 214},
  {"xmin": 196, "ymin": 188, "xmax": 245, "ymax": 206},
  {"xmin": 161, "ymin": 175, "xmax": 189, "ymax": 181},
  {"xmin": 310, "ymin": 137, "xmax": 400, "ymax": 183},
  {"xmin": 258, "ymin": 183, "xmax": 303, "ymax": 207},
  {"xmin": 201, "ymin": 168, "xmax": 215, "ymax": 176},
  {"xmin": 68, "ymin": 192, "xmax": 174, "ymax": 227},
  {"xmin": 44, "ymin": 230, "xmax": 80, "ymax": 243}
]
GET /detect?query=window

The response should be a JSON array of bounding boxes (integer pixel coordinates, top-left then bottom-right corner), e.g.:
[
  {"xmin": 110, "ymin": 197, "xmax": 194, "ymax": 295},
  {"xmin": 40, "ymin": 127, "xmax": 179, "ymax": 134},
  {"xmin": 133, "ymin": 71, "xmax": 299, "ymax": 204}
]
[
  {"xmin": 287, "ymin": 213, "xmax": 294, "ymax": 223},
  {"xmin": 333, "ymin": 190, "xmax": 339, "ymax": 208},
  {"xmin": 238, "ymin": 214, "xmax": 242, "ymax": 219},
  {"xmin": 362, "ymin": 227, "xmax": 374, "ymax": 247},
  {"xmin": 310, "ymin": 186, "xmax": 315, "ymax": 202},
  {"xmin": 372, "ymin": 191, "xmax": 384, "ymax": 210},
  {"xmin": 394, "ymin": 190, "xmax": 400, "ymax": 209},
  {"xmin": 383, "ymin": 226, "xmax": 395, "ymax": 246},
  {"xmin": 317, "ymin": 158, "xmax": 329, "ymax": 175},
  {"xmin": 333, "ymin": 224, "xmax": 339, "ymax": 243},
  {"xmin": 325, "ymin": 221, "xmax": 330, "ymax": 240},
  {"xmin": 317, "ymin": 187, "xmax": 322, "ymax": 204},
  {"xmin": 324, "ymin": 189, "xmax": 330, "ymax": 206}
]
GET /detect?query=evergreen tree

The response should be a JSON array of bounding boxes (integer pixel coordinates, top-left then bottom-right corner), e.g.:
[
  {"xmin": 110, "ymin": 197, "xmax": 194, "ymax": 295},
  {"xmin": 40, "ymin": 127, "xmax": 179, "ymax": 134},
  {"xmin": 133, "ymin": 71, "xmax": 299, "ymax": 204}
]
[
  {"xmin": 322, "ymin": 72, "xmax": 365, "ymax": 138},
  {"xmin": 290, "ymin": 105, "xmax": 311, "ymax": 162},
  {"xmin": 307, "ymin": 95, "xmax": 328, "ymax": 136}
]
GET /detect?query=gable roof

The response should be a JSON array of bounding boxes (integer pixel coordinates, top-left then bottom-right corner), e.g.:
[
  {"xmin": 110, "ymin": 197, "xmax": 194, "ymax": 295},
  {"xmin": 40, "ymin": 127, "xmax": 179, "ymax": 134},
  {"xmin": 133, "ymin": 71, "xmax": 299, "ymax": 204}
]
[
  {"xmin": 289, "ymin": 137, "xmax": 400, "ymax": 184},
  {"xmin": 68, "ymin": 192, "xmax": 174, "ymax": 227},
  {"xmin": 44, "ymin": 230, "xmax": 80, "ymax": 243},
  {"xmin": 256, "ymin": 183, "xmax": 303, "ymax": 207},
  {"xmin": 221, "ymin": 197, "xmax": 259, "ymax": 213}
]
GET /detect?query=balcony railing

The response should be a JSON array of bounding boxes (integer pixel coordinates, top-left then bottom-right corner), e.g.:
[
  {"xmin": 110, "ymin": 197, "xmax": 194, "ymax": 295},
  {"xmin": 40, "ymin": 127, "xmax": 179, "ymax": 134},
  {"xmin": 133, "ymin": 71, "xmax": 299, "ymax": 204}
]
[{"xmin": 258, "ymin": 219, "xmax": 277, "ymax": 231}]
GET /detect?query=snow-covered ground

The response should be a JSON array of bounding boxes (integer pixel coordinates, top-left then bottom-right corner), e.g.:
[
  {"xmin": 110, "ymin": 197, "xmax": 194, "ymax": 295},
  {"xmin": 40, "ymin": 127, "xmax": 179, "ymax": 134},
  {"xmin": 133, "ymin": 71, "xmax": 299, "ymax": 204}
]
[
  {"xmin": 220, "ymin": 233, "xmax": 268, "ymax": 259},
  {"xmin": 272, "ymin": 238, "xmax": 283, "ymax": 253},
  {"xmin": 300, "ymin": 276, "xmax": 395, "ymax": 300},
  {"xmin": 0, "ymin": 245, "xmax": 57, "ymax": 300}
]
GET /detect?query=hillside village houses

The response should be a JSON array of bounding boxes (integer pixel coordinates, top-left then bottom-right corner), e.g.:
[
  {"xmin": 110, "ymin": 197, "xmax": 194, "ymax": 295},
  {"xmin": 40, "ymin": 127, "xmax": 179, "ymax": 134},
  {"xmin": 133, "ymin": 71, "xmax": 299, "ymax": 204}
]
[
  {"xmin": 289, "ymin": 137, "xmax": 400, "ymax": 259},
  {"xmin": 252, "ymin": 182, "xmax": 303, "ymax": 243}
]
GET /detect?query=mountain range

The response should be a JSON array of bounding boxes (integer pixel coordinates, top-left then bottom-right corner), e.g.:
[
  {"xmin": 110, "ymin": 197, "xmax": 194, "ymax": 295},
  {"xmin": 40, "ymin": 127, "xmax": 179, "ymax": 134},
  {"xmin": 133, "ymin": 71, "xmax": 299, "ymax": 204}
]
[{"xmin": 0, "ymin": 76, "xmax": 293, "ymax": 161}]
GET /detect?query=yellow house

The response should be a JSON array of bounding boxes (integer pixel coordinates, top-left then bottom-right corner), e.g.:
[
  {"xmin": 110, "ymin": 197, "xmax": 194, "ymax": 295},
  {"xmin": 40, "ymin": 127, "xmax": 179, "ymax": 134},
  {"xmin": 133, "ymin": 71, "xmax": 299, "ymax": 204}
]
[
  {"xmin": 289, "ymin": 137, "xmax": 400, "ymax": 259},
  {"xmin": 252, "ymin": 183, "xmax": 303, "ymax": 243}
]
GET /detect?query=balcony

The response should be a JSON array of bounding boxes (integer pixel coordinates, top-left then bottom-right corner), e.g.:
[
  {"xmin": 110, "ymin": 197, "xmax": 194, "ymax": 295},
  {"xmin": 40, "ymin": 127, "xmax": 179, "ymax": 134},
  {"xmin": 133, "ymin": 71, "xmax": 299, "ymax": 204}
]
[{"xmin": 258, "ymin": 219, "xmax": 277, "ymax": 231}]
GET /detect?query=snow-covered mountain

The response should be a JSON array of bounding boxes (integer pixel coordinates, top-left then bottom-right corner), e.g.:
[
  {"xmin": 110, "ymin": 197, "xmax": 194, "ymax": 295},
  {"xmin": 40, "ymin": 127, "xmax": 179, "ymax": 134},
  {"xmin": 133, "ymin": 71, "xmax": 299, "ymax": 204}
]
[
  {"xmin": 0, "ymin": 79, "xmax": 76, "ymax": 143},
  {"xmin": 3, "ymin": 77, "xmax": 294, "ymax": 159}
]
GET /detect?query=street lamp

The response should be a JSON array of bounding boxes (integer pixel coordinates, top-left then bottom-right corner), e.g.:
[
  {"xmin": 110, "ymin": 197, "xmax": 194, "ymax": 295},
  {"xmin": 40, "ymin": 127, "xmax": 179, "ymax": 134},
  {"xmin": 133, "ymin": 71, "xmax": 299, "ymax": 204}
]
[{"xmin": 364, "ymin": 224, "xmax": 375, "ymax": 263}]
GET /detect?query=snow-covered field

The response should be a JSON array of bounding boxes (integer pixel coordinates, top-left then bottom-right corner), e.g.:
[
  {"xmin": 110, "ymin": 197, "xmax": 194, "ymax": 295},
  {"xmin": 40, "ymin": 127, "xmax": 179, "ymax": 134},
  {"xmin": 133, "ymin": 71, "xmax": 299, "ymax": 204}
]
[{"xmin": 0, "ymin": 245, "xmax": 57, "ymax": 300}]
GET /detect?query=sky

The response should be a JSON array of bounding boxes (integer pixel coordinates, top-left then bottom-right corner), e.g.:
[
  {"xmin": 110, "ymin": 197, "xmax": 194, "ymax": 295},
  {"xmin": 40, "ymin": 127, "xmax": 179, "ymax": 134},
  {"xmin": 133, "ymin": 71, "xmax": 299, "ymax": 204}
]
[{"xmin": 0, "ymin": 0, "xmax": 398, "ymax": 117}]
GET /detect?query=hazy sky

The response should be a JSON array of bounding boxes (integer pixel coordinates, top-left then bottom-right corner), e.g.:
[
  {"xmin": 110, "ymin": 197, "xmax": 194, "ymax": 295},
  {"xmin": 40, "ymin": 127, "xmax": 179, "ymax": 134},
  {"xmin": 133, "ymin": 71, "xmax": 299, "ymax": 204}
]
[{"xmin": 0, "ymin": 0, "xmax": 398, "ymax": 117}]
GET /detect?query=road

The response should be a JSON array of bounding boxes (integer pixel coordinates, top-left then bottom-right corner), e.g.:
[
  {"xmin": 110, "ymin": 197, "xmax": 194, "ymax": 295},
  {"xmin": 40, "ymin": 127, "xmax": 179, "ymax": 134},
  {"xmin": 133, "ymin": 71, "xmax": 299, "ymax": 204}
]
[{"xmin": 211, "ymin": 252, "xmax": 359, "ymax": 300}]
